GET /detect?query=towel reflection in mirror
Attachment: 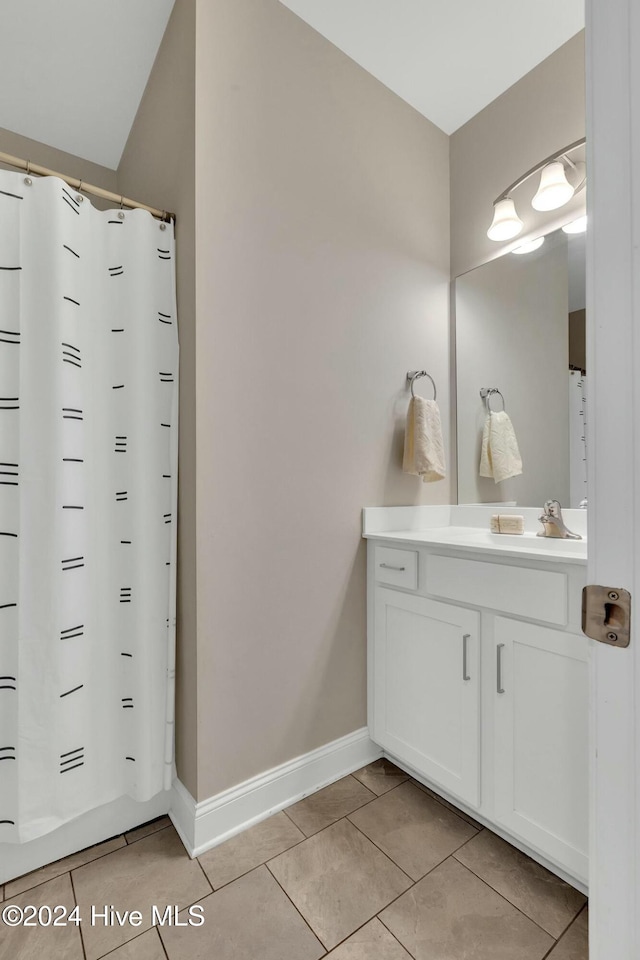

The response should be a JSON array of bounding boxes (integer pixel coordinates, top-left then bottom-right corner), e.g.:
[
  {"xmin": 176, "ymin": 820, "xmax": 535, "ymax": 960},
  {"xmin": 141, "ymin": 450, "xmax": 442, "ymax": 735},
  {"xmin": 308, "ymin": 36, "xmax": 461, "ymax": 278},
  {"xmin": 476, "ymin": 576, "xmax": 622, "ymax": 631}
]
[{"xmin": 480, "ymin": 410, "xmax": 523, "ymax": 483}]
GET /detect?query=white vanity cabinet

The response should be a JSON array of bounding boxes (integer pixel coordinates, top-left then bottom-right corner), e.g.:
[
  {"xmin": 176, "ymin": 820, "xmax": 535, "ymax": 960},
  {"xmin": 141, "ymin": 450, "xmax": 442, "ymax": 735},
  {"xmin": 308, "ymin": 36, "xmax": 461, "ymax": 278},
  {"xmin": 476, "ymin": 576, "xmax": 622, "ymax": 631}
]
[
  {"xmin": 492, "ymin": 617, "xmax": 589, "ymax": 881},
  {"xmin": 372, "ymin": 589, "xmax": 480, "ymax": 806},
  {"xmin": 367, "ymin": 532, "xmax": 589, "ymax": 889}
]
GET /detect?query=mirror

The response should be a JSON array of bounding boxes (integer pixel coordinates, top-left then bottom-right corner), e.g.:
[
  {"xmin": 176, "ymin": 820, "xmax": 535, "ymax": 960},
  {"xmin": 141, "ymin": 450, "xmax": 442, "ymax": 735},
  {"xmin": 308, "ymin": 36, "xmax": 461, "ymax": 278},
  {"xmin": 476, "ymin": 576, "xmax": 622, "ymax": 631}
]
[{"xmin": 455, "ymin": 224, "xmax": 586, "ymax": 507}]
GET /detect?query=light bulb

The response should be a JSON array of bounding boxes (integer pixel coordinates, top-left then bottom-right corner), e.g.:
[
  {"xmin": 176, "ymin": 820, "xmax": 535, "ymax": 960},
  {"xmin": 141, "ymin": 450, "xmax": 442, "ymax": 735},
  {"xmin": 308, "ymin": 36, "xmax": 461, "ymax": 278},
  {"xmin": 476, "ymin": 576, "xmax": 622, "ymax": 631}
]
[
  {"xmin": 512, "ymin": 237, "xmax": 545, "ymax": 255},
  {"xmin": 531, "ymin": 161, "xmax": 575, "ymax": 211},
  {"xmin": 487, "ymin": 197, "xmax": 524, "ymax": 241},
  {"xmin": 562, "ymin": 216, "xmax": 587, "ymax": 234}
]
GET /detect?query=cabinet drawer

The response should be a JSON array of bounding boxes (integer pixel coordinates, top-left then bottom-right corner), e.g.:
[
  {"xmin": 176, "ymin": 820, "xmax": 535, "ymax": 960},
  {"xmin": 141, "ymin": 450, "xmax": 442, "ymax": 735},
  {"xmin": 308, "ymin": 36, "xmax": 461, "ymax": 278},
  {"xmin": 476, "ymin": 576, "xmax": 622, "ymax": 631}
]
[
  {"xmin": 374, "ymin": 546, "xmax": 418, "ymax": 590},
  {"xmin": 425, "ymin": 554, "xmax": 567, "ymax": 625}
]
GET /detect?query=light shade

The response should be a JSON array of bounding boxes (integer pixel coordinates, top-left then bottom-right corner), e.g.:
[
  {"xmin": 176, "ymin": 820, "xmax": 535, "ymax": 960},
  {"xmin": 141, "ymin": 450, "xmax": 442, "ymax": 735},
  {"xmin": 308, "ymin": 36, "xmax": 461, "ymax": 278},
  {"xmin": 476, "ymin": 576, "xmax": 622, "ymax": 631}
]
[
  {"xmin": 512, "ymin": 237, "xmax": 545, "ymax": 255},
  {"xmin": 487, "ymin": 197, "xmax": 524, "ymax": 241},
  {"xmin": 531, "ymin": 161, "xmax": 575, "ymax": 211},
  {"xmin": 562, "ymin": 215, "xmax": 587, "ymax": 234}
]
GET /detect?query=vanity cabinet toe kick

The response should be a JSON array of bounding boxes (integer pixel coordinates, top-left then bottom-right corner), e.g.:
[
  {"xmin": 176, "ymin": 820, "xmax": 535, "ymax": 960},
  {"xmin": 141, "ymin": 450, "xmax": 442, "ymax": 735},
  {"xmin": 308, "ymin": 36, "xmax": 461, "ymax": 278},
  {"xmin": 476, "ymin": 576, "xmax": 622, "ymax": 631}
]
[{"xmin": 367, "ymin": 538, "xmax": 589, "ymax": 891}]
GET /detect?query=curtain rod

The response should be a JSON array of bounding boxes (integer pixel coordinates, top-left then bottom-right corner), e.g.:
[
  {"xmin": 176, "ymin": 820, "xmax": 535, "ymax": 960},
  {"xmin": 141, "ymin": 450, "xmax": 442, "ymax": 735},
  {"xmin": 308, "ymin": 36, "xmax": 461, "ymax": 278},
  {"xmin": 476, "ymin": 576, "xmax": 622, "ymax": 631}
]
[{"xmin": 0, "ymin": 149, "xmax": 175, "ymax": 222}]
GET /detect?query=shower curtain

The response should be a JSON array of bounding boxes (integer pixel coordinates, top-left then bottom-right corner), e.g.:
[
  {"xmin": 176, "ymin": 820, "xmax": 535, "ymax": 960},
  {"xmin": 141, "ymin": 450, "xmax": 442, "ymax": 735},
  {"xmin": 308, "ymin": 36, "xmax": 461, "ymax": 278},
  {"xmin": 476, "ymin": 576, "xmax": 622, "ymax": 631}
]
[
  {"xmin": 0, "ymin": 171, "xmax": 178, "ymax": 843},
  {"xmin": 569, "ymin": 370, "xmax": 587, "ymax": 508}
]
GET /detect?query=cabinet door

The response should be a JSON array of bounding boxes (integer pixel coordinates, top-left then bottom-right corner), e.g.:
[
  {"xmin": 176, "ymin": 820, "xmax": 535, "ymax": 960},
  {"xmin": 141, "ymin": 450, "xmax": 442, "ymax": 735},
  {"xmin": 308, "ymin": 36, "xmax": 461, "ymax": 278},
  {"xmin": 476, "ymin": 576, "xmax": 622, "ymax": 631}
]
[
  {"xmin": 372, "ymin": 588, "xmax": 481, "ymax": 806},
  {"xmin": 493, "ymin": 617, "xmax": 589, "ymax": 883}
]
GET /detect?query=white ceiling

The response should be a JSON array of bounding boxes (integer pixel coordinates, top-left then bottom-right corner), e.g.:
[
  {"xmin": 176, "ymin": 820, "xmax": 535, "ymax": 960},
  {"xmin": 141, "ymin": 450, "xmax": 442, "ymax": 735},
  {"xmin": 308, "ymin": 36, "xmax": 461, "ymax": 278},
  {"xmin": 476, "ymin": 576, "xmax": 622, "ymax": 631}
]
[
  {"xmin": 0, "ymin": 0, "xmax": 175, "ymax": 170},
  {"xmin": 0, "ymin": 0, "xmax": 584, "ymax": 171},
  {"xmin": 278, "ymin": 0, "xmax": 585, "ymax": 133}
]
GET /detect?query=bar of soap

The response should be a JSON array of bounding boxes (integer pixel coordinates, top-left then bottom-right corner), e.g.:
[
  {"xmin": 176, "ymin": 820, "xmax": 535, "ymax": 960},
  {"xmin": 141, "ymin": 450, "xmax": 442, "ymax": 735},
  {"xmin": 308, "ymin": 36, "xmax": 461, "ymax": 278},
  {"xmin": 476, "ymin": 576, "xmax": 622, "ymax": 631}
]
[{"xmin": 490, "ymin": 514, "xmax": 525, "ymax": 535}]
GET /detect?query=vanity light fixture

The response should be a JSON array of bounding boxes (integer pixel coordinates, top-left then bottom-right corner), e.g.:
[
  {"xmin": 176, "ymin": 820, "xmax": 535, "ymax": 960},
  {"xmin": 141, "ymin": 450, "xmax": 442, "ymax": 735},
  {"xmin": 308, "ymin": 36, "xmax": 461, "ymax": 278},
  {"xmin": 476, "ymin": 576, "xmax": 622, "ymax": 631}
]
[
  {"xmin": 487, "ymin": 197, "xmax": 524, "ymax": 241},
  {"xmin": 562, "ymin": 215, "xmax": 588, "ymax": 234},
  {"xmin": 487, "ymin": 137, "xmax": 586, "ymax": 241},
  {"xmin": 531, "ymin": 161, "xmax": 575, "ymax": 211},
  {"xmin": 511, "ymin": 236, "xmax": 545, "ymax": 255}
]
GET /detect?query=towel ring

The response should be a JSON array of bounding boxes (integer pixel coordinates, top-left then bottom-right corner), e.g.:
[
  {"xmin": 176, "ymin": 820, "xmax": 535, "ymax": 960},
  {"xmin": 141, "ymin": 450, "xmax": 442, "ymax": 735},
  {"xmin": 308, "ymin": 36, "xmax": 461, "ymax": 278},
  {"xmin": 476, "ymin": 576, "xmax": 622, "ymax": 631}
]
[
  {"xmin": 407, "ymin": 370, "xmax": 437, "ymax": 401},
  {"xmin": 480, "ymin": 387, "xmax": 506, "ymax": 412}
]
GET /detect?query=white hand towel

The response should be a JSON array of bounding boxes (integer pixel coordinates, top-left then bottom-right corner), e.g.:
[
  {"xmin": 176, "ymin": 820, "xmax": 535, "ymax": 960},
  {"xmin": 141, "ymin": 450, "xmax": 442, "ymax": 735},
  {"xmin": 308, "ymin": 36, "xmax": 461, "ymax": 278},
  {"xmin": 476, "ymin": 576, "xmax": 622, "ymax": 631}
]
[
  {"xmin": 479, "ymin": 410, "xmax": 523, "ymax": 483},
  {"xmin": 403, "ymin": 396, "xmax": 446, "ymax": 483}
]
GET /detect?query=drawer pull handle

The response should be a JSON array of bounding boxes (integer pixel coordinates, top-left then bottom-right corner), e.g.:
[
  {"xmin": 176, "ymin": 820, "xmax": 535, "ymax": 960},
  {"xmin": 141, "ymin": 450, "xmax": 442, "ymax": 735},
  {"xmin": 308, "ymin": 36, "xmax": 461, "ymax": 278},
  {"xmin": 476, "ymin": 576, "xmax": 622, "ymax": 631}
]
[
  {"xmin": 380, "ymin": 563, "xmax": 406, "ymax": 571},
  {"xmin": 497, "ymin": 643, "xmax": 505, "ymax": 694},
  {"xmin": 462, "ymin": 633, "xmax": 471, "ymax": 681}
]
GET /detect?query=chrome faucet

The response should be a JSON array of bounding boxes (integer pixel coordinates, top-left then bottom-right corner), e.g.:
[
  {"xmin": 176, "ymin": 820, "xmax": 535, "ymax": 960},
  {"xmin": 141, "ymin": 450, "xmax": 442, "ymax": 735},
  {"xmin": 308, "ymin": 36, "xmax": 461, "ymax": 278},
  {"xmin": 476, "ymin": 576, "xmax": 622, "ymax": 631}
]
[{"xmin": 537, "ymin": 500, "xmax": 582, "ymax": 539}]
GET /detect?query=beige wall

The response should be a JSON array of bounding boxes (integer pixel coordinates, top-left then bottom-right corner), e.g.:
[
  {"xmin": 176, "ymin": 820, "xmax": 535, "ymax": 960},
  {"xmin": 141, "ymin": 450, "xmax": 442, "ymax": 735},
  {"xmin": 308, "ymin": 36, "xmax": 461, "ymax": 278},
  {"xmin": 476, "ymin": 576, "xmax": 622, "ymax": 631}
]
[
  {"xmin": 456, "ymin": 235, "xmax": 569, "ymax": 507},
  {"xmin": 117, "ymin": 0, "xmax": 198, "ymax": 797},
  {"xmin": 0, "ymin": 125, "xmax": 118, "ymax": 204},
  {"xmin": 451, "ymin": 32, "xmax": 586, "ymax": 278},
  {"xmin": 0, "ymin": 6, "xmax": 586, "ymax": 807},
  {"xmin": 194, "ymin": 0, "xmax": 450, "ymax": 798}
]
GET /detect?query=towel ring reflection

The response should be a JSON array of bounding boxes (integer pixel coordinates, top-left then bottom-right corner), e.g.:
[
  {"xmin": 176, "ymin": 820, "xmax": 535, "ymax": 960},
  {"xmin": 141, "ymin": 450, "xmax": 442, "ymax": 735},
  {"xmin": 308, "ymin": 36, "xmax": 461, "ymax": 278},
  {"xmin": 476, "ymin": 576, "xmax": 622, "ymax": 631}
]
[
  {"xmin": 480, "ymin": 387, "xmax": 506, "ymax": 412},
  {"xmin": 407, "ymin": 370, "xmax": 437, "ymax": 401}
]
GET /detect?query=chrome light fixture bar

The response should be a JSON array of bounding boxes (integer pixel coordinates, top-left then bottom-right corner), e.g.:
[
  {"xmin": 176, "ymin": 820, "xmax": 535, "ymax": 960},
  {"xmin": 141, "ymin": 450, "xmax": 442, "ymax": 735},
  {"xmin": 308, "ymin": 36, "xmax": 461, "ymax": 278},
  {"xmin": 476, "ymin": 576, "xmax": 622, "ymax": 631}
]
[
  {"xmin": 487, "ymin": 137, "xmax": 586, "ymax": 241},
  {"xmin": 511, "ymin": 236, "xmax": 545, "ymax": 255}
]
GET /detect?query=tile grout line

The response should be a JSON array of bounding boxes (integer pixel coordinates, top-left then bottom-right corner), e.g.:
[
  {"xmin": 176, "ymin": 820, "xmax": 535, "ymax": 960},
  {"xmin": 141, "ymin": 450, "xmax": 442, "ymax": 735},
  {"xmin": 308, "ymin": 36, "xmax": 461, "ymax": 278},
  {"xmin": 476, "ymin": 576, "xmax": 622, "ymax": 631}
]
[
  {"xmin": 193, "ymin": 853, "xmax": 214, "ymax": 896},
  {"xmin": 237, "ymin": 798, "xmax": 445, "ymax": 951},
  {"xmin": 194, "ymin": 802, "xmax": 419, "ymax": 952},
  {"xmin": 123, "ymin": 818, "xmax": 171, "ymax": 845},
  {"xmin": 93, "ymin": 881, "xmax": 218, "ymax": 960},
  {"xmin": 68, "ymin": 867, "xmax": 88, "ymax": 960},
  {"xmin": 157, "ymin": 924, "xmax": 171, "ymax": 960},
  {"xmin": 376, "ymin": 913, "xmax": 419, "ymax": 959},
  {"xmin": 540, "ymin": 903, "xmax": 589, "ymax": 960},
  {"xmin": 320, "ymin": 903, "xmax": 421, "ymax": 957},
  {"xmin": 4, "ymin": 833, "xmax": 126, "ymax": 900},
  {"xmin": 262, "ymin": 862, "xmax": 329, "ymax": 955},
  {"xmin": 410, "ymin": 779, "xmax": 484, "ymax": 830},
  {"xmin": 450, "ymin": 846, "xmax": 585, "ymax": 939},
  {"xmin": 344, "ymin": 817, "xmax": 419, "ymax": 885},
  {"xmin": 449, "ymin": 856, "xmax": 566, "ymax": 942},
  {"xmin": 284, "ymin": 780, "xmax": 379, "ymax": 839},
  {"xmin": 94, "ymin": 924, "xmax": 165, "ymax": 960},
  {"xmin": 4, "ymin": 823, "xmax": 173, "ymax": 902},
  {"xmin": 346, "ymin": 775, "xmax": 484, "ymax": 841},
  {"xmin": 281, "ymin": 806, "xmax": 301, "ymax": 830},
  {"xmin": 275, "ymin": 812, "xmax": 424, "ymax": 952},
  {"xmin": 196, "ymin": 834, "xmax": 307, "ymax": 894},
  {"xmin": 0, "ymin": 813, "xmax": 172, "ymax": 902},
  {"xmin": 158, "ymin": 933, "xmax": 171, "ymax": 960},
  {"xmin": 277, "ymin": 794, "xmax": 391, "ymax": 847},
  {"xmin": 350, "ymin": 767, "xmax": 410, "ymax": 796},
  {"xmin": 278, "ymin": 769, "xmax": 411, "ymax": 841}
]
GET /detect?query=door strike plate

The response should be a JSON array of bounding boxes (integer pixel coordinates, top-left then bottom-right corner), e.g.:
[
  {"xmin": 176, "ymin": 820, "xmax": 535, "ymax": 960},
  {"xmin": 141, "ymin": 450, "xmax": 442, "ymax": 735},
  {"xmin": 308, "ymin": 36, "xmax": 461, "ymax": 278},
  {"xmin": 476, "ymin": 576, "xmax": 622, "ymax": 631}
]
[{"xmin": 582, "ymin": 585, "xmax": 631, "ymax": 647}]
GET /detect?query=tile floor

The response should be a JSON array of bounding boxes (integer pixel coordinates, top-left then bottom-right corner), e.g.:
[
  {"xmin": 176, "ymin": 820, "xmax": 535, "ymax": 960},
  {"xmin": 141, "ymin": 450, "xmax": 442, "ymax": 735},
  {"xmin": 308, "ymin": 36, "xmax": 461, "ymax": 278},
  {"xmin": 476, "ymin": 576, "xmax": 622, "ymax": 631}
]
[{"xmin": 0, "ymin": 760, "xmax": 588, "ymax": 960}]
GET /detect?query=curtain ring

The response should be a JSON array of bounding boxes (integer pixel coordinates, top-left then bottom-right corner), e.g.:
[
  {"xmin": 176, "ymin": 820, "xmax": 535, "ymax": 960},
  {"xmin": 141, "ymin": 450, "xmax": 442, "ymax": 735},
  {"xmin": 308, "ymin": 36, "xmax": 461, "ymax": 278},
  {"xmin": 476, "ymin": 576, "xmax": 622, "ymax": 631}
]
[
  {"xmin": 26, "ymin": 160, "xmax": 31, "ymax": 175},
  {"xmin": 77, "ymin": 179, "xmax": 83, "ymax": 194},
  {"xmin": 120, "ymin": 195, "xmax": 125, "ymax": 210}
]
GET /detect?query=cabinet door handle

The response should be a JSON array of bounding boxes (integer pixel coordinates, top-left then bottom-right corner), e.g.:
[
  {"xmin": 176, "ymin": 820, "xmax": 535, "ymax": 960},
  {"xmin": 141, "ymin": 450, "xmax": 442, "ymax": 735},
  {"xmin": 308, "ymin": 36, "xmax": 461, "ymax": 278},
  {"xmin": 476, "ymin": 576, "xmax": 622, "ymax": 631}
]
[
  {"xmin": 462, "ymin": 634, "xmax": 471, "ymax": 681},
  {"xmin": 379, "ymin": 563, "xmax": 406, "ymax": 571},
  {"xmin": 496, "ymin": 643, "xmax": 505, "ymax": 694}
]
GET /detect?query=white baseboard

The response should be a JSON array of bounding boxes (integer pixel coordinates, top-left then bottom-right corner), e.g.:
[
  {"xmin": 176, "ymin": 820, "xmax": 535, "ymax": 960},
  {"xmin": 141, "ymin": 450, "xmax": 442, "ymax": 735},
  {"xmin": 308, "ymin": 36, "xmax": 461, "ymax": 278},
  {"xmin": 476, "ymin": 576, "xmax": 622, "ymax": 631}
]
[
  {"xmin": 170, "ymin": 727, "xmax": 382, "ymax": 858},
  {"xmin": 0, "ymin": 791, "xmax": 171, "ymax": 885}
]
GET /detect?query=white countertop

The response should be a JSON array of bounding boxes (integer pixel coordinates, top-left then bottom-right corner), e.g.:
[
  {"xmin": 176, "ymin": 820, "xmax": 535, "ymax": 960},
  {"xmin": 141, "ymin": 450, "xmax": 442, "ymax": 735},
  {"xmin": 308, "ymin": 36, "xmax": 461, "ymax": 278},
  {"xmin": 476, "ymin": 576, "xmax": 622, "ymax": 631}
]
[{"xmin": 362, "ymin": 506, "xmax": 587, "ymax": 565}]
